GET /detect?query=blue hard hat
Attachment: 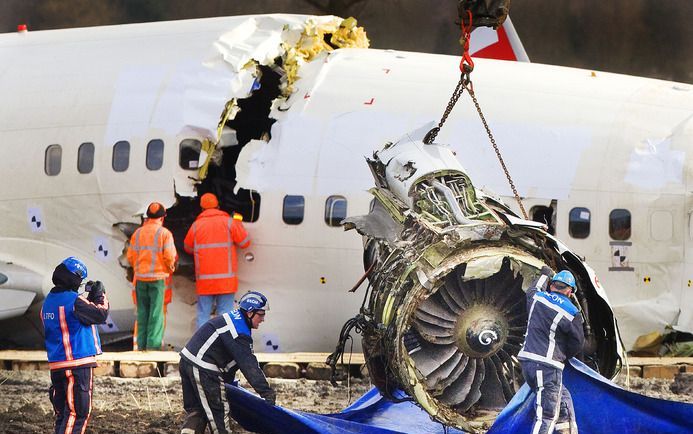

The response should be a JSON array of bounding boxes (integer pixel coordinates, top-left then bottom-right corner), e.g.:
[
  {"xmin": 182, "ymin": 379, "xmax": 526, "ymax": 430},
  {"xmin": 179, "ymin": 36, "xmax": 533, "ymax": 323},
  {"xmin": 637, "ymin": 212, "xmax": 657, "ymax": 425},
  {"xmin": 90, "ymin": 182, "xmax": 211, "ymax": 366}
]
[
  {"xmin": 61, "ymin": 257, "xmax": 88, "ymax": 280},
  {"xmin": 552, "ymin": 270, "xmax": 576, "ymax": 289},
  {"xmin": 239, "ymin": 291, "xmax": 268, "ymax": 312}
]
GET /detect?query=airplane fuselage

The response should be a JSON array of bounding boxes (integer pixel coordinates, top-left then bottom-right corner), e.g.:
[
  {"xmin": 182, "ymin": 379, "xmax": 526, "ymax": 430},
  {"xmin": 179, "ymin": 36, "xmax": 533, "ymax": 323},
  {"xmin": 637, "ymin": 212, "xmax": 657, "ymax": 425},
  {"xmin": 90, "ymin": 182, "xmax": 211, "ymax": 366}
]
[{"xmin": 0, "ymin": 15, "xmax": 691, "ymax": 351}]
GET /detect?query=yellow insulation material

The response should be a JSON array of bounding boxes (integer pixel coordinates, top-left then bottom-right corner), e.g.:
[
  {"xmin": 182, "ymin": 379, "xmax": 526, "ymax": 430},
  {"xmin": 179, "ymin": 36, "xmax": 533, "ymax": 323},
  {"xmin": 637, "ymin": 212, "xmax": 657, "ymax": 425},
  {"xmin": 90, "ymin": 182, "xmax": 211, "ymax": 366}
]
[
  {"xmin": 283, "ymin": 16, "xmax": 369, "ymax": 95},
  {"xmin": 198, "ymin": 99, "xmax": 240, "ymax": 180}
]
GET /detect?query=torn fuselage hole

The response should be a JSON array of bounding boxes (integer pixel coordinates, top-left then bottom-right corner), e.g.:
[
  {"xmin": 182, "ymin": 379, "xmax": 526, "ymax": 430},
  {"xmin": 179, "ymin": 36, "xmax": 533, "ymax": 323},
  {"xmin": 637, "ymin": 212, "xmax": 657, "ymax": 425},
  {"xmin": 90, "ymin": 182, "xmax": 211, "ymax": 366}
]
[
  {"xmin": 199, "ymin": 63, "xmax": 281, "ymax": 221},
  {"xmin": 119, "ymin": 63, "xmax": 283, "ymax": 282}
]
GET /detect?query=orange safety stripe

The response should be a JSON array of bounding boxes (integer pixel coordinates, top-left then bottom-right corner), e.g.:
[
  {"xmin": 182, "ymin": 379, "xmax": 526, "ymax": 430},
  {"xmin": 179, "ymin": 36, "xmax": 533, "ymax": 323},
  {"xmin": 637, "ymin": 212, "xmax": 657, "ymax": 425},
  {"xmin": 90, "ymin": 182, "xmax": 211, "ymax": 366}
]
[
  {"xmin": 49, "ymin": 356, "xmax": 97, "ymax": 370},
  {"xmin": 65, "ymin": 369, "xmax": 76, "ymax": 434},
  {"xmin": 59, "ymin": 306, "xmax": 73, "ymax": 361},
  {"xmin": 80, "ymin": 369, "xmax": 93, "ymax": 434},
  {"xmin": 132, "ymin": 320, "xmax": 138, "ymax": 351}
]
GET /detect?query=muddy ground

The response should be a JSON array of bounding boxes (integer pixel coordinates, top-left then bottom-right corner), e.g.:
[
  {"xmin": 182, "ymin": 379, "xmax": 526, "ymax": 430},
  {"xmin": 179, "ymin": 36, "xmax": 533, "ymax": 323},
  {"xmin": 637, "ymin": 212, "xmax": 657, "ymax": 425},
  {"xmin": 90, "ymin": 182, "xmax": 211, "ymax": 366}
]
[
  {"xmin": 0, "ymin": 370, "xmax": 690, "ymax": 434},
  {"xmin": 0, "ymin": 369, "xmax": 371, "ymax": 434}
]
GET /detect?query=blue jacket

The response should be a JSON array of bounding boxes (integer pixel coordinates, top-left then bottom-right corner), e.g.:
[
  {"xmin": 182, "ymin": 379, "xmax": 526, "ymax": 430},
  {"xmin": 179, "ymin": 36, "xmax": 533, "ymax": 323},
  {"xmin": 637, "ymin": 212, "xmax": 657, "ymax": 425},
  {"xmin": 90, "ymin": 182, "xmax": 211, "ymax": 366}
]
[
  {"xmin": 181, "ymin": 309, "xmax": 275, "ymax": 402},
  {"xmin": 518, "ymin": 273, "xmax": 585, "ymax": 370},
  {"xmin": 42, "ymin": 266, "xmax": 110, "ymax": 371}
]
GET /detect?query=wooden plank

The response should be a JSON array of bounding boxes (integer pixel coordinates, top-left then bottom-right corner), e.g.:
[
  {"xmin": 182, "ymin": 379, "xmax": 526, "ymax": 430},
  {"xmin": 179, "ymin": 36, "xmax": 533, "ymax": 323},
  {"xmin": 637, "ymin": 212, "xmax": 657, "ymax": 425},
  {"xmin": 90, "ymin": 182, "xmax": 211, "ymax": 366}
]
[
  {"xmin": 1, "ymin": 351, "xmax": 687, "ymax": 368},
  {"xmin": 626, "ymin": 357, "xmax": 693, "ymax": 366},
  {"xmin": 0, "ymin": 350, "xmax": 47, "ymax": 361},
  {"xmin": 0, "ymin": 350, "xmax": 365, "ymax": 365}
]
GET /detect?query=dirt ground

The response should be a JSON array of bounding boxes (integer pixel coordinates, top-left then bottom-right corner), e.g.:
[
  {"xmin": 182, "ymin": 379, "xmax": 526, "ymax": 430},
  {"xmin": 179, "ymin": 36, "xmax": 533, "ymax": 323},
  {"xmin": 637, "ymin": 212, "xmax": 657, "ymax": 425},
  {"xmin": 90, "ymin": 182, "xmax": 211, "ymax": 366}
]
[
  {"xmin": 0, "ymin": 369, "xmax": 690, "ymax": 434},
  {"xmin": 0, "ymin": 370, "xmax": 371, "ymax": 434}
]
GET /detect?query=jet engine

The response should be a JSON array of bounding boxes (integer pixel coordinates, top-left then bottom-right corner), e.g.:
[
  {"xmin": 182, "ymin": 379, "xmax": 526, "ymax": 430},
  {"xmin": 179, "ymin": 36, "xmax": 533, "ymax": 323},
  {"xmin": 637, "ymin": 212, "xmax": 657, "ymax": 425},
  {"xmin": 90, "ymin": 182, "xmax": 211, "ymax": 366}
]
[{"xmin": 335, "ymin": 135, "xmax": 621, "ymax": 432}]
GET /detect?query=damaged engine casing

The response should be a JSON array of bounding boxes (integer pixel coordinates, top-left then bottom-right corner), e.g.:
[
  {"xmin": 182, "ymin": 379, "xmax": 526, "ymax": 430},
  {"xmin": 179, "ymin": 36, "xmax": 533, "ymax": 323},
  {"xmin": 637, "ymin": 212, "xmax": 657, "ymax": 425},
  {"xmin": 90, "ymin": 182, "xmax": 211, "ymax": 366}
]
[{"xmin": 341, "ymin": 138, "xmax": 621, "ymax": 432}]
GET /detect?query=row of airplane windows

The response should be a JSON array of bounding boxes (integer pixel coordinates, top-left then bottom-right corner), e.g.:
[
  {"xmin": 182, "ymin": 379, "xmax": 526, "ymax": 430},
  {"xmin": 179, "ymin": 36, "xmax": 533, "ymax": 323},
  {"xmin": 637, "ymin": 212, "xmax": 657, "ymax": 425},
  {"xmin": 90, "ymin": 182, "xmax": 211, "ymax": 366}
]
[
  {"xmin": 43, "ymin": 142, "xmax": 635, "ymax": 236},
  {"xmin": 43, "ymin": 139, "xmax": 204, "ymax": 175},
  {"xmin": 43, "ymin": 141, "xmax": 349, "ymax": 228},
  {"xmin": 569, "ymin": 207, "xmax": 630, "ymax": 240}
]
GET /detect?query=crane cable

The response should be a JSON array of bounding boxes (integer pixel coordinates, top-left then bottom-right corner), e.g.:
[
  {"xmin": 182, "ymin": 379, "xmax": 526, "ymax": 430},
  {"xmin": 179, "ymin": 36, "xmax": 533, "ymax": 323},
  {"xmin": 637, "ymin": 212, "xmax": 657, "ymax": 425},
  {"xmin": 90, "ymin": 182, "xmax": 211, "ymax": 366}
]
[{"xmin": 423, "ymin": 11, "xmax": 528, "ymax": 220}]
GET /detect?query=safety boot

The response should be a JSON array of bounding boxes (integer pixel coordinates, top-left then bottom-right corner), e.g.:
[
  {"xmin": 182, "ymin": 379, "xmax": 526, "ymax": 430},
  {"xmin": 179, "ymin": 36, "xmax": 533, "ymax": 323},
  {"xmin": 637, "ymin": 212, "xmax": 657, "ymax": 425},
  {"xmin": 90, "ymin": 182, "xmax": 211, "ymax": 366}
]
[{"xmin": 181, "ymin": 410, "xmax": 208, "ymax": 434}]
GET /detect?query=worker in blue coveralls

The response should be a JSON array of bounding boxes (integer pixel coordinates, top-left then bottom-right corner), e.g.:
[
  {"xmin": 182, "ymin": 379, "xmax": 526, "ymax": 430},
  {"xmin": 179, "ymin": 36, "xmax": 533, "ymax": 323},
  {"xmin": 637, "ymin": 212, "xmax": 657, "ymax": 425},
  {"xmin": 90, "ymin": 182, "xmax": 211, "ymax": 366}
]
[
  {"xmin": 41, "ymin": 257, "xmax": 110, "ymax": 434},
  {"xmin": 179, "ymin": 291, "xmax": 276, "ymax": 434},
  {"xmin": 517, "ymin": 267, "xmax": 584, "ymax": 434}
]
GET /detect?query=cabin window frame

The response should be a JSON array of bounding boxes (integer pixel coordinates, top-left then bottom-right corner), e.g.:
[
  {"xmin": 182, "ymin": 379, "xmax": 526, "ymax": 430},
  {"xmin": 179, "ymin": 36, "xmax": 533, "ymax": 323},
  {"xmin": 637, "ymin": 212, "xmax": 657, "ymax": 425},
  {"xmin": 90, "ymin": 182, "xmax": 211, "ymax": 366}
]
[
  {"xmin": 179, "ymin": 138, "xmax": 202, "ymax": 170},
  {"xmin": 77, "ymin": 142, "xmax": 95, "ymax": 174},
  {"xmin": 44, "ymin": 144, "xmax": 62, "ymax": 176},
  {"xmin": 568, "ymin": 207, "xmax": 591, "ymax": 239},
  {"xmin": 146, "ymin": 139, "xmax": 165, "ymax": 171},
  {"xmin": 609, "ymin": 208, "xmax": 631, "ymax": 240},
  {"xmin": 325, "ymin": 195, "xmax": 347, "ymax": 227},
  {"xmin": 283, "ymin": 195, "xmax": 305, "ymax": 225},
  {"xmin": 112, "ymin": 140, "xmax": 130, "ymax": 172}
]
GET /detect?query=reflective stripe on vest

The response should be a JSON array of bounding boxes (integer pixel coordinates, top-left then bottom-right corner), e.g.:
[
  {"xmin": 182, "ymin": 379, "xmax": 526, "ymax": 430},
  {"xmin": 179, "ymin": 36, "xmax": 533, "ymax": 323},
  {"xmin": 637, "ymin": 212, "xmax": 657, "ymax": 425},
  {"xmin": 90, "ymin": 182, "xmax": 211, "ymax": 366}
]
[
  {"xmin": 237, "ymin": 234, "xmax": 250, "ymax": 247},
  {"xmin": 192, "ymin": 218, "xmax": 235, "ymax": 280},
  {"xmin": 181, "ymin": 313, "xmax": 239, "ymax": 372},
  {"xmin": 132, "ymin": 226, "xmax": 166, "ymax": 279}
]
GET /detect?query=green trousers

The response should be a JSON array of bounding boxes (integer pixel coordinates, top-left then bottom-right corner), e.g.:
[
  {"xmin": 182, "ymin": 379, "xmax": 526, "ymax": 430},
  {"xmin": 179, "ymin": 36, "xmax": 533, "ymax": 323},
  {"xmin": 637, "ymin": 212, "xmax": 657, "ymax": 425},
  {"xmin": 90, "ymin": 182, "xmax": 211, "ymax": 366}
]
[{"xmin": 136, "ymin": 280, "xmax": 166, "ymax": 350}]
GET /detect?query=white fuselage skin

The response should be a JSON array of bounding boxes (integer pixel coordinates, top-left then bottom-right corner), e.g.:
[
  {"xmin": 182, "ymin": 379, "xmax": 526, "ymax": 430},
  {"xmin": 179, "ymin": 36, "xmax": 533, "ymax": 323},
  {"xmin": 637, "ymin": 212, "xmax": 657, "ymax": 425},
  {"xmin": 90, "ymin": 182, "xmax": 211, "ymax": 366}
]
[{"xmin": 0, "ymin": 15, "xmax": 691, "ymax": 351}]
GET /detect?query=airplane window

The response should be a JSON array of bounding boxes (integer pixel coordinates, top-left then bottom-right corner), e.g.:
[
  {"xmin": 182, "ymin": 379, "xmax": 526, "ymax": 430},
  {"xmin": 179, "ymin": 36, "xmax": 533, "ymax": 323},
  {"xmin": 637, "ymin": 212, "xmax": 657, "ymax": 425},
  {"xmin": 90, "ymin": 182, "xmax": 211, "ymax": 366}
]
[
  {"xmin": 283, "ymin": 195, "xmax": 305, "ymax": 225},
  {"xmin": 569, "ymin": 207, "xmax": 590, "ymax": 239},
  {"xmin": 44, "ymin": 144, "xmax": 62, "ymax": 176},
  {"xmin": 146, "ymin": 139, "xmax": 164, "ymax": 170},
  {"xmin": 609, "ymin": 209, "xmax": 631, "ymax": 240},
  {"xmin": 112, "ymin": 140, "xmax": 130, "ymax": 172},
  {"xmin": 325, "ymin": 195, "xmax": 347, "ymax": 227},
  {"xmin": 77, "ymin": 142, "xmax": 94, "ymax": 174},
  {"xmin": 179, "ymin": 139, "xmax": 201, "ymax": 170}
]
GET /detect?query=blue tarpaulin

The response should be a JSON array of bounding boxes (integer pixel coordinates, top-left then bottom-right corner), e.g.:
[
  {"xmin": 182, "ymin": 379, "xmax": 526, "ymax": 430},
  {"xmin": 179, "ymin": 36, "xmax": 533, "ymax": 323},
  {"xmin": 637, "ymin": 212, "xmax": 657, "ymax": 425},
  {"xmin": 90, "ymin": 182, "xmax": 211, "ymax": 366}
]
[
  {"xmin": 487, "ymin": 358, "xmax": 693, "ymax": 434},
  {"xmin": 228, "ymin": 359, "xmax": 693, "ymax": 434},
  {"xmin": 228, "ymin": 385, "xmax": 465, "ymax": 434}
]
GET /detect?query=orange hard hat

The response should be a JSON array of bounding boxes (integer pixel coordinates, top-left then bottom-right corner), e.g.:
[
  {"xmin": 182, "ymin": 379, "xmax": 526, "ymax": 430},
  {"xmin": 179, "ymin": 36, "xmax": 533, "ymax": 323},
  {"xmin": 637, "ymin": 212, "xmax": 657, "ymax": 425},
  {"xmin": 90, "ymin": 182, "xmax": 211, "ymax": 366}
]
[
  {"xmin": 200, "ymin": 193, "xmax": 219, "ymax": 209},
  {"xmin": 146, "ymin": 202, "xmax": 166, "ymax": 218}
]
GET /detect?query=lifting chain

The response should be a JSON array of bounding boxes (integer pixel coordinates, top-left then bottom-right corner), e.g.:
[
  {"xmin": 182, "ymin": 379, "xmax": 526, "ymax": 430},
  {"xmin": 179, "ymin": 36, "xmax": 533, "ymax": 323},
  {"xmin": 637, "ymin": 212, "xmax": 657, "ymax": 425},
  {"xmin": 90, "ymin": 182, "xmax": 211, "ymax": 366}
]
[
  {"xmin": 465, "ymin": 80, "xmax": 528, "ymax": 219},
  {"xmin": 423, "ymin": 10, "xmax": 528, "ymax": 220}
]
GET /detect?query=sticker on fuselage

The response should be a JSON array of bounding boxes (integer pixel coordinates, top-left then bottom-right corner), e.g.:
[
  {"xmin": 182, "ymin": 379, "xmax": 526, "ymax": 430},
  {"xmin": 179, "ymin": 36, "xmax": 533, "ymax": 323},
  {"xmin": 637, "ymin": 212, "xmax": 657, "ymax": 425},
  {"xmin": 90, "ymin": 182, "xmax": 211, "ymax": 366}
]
[
  {"xmin": 93, "ymin": 236, "xmax": 111, "ymax": 262},
  {"xmin": 262, "ymin": 333, "xmax": 280, "ymax": 352},
  {"xmin": 27, "ymin": 206, "xmax": 45, "ymax": 233},
  {"xmin": 609, "ymin": 241, "xmax": 634, "ymax": 271}
]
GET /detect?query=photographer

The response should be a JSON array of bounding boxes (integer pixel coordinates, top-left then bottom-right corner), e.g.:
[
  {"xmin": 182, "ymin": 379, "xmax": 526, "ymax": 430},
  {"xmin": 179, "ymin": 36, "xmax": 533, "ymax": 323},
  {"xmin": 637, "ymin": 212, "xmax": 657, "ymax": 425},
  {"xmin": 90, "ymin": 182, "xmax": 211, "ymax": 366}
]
[{"xmin": 41, "ymin": 257, "xmax": 109, "ymax": 434}]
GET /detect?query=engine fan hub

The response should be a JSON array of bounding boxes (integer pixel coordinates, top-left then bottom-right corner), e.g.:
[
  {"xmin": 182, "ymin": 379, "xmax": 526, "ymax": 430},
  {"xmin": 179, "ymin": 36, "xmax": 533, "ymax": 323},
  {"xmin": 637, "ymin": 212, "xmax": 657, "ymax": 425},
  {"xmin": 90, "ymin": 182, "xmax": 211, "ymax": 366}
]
[{"xmin": 455, "ymin": 305, "xmax": 508, "ymax": 358}]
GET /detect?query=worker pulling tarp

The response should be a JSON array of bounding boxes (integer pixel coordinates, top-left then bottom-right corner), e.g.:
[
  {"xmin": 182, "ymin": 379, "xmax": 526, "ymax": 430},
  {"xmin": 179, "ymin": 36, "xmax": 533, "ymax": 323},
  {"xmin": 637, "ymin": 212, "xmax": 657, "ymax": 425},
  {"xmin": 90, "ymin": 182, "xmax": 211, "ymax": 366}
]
[
  {"xmin": 226, "ymin": 358, "xmax": 693, "ymax": 434},
  {"xmin": 487, "ymin": 358, "xmax": 693, "ymax": 434}
]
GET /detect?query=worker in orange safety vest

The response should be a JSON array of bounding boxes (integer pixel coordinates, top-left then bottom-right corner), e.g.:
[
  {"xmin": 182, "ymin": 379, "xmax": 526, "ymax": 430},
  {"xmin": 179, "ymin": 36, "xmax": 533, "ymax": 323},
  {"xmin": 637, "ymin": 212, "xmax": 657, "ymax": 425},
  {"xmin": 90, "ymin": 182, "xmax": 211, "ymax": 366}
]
[
  {"xmin": 184, "ymin": 193, "xmax": 251, "ymax": 329},
  {"xmin": 127, "ymin": 202, "xmax": 177, "ymax": 350}
]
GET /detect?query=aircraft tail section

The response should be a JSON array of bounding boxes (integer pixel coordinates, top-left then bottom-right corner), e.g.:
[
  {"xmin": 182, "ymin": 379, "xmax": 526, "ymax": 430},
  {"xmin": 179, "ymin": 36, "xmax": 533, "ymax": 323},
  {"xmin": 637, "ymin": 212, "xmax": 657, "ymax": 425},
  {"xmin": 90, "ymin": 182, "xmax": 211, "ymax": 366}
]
[{"xmin": 470, "ymin": 17, "xmax": 529, "ymax": 62}]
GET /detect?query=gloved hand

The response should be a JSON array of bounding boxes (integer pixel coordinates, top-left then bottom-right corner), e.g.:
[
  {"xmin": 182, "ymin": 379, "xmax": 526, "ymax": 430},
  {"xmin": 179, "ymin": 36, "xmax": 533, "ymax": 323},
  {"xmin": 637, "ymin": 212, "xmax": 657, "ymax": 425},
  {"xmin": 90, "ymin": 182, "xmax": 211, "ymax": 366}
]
[
  {"xmin": 540, "ymin": 266, "xmax": 555, "ymax": 278},
  {"xmin": 86, "ymin": 280, "xmax": 105, "ymax": 303},
  {"xmin": 262, "ymin": 390, "xmax": 277, "ymax": 406}
]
